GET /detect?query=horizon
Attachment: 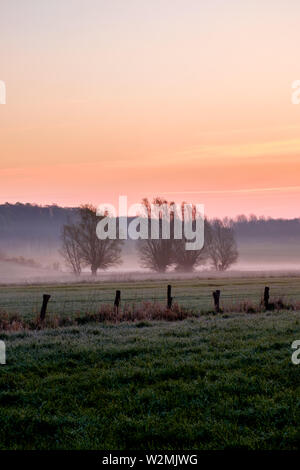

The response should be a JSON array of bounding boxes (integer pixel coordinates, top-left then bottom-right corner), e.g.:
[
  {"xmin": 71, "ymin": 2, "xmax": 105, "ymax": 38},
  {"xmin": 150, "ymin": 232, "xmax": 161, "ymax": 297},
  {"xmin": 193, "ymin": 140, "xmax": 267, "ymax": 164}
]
[{"xmin": 1, "ymin": 200, "xmax": 300, "ymax": 222}]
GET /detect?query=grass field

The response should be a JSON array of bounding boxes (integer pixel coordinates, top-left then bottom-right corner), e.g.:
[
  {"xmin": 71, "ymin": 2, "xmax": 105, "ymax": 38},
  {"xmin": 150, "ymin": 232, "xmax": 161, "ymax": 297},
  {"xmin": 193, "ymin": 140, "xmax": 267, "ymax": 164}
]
[
  {"xmin": 0, "ymin": 310, "xmax": 299, "ymax": 449},
  {"xmin": 1, "ymin": 276, "xmax": 300, "ymax": 320},
  {"xmin": 0, "ymin": 278, "xmax": 300, "ymax": 450}
]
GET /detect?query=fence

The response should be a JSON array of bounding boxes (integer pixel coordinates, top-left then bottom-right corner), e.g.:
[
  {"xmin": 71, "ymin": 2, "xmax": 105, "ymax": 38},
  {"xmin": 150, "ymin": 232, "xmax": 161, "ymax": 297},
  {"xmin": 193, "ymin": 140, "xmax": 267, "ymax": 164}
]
[{"xmin": 36, "ymin": 285, "xmax": 285, "ymax": 322}]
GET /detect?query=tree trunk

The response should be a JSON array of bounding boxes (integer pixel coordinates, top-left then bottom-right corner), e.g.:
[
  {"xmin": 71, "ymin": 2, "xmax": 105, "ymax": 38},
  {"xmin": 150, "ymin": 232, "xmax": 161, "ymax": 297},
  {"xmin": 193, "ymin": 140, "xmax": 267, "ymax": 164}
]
[{"xmin": 91, "ymin": 266, "xmax": 97, "ymax": 276}]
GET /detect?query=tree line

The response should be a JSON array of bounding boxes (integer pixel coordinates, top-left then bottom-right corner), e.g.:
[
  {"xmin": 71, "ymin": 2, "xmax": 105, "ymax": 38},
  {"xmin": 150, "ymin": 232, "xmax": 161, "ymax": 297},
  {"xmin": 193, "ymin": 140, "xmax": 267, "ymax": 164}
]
[{"xmin": 60, "ymin": 199, "xmax": 238, "ymax": 275}]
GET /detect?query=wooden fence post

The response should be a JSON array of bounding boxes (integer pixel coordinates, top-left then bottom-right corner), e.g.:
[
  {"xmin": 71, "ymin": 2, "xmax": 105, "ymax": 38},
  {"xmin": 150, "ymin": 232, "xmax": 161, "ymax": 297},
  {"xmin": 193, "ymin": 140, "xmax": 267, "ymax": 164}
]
[
  {"xmin": 40, "ymin": 294, "xmax": 51, "ymax": 321},
  {"xmin": 167, "ymin": 285, "xmax": 173, "ymax": 309},
  {"xmin": 114, "ymin": 290, "xmax": 121, "ymax": 313},
  {"xmin": 212, "ymin": 290, "xmax": 221, "ymax": 313},
  {"xmin": 264, "ymin": 287, "xmax": 270, "ymax": 310}
]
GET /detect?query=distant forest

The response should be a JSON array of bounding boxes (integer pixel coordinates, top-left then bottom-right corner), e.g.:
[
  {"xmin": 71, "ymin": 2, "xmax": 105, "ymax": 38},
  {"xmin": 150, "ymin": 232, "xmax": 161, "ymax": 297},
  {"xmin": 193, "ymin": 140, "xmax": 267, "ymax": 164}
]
[
  {"xmin": 0, "ymin": 202, "xmax": 299, "ymax": 240},
  {"xmin": 0, "ymin": 203, "xmax": 300, "ymax": 267}
]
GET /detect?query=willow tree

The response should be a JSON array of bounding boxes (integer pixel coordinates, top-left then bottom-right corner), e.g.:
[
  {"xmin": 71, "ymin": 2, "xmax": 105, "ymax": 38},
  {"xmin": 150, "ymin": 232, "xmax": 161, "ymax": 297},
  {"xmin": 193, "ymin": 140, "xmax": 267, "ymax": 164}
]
[
  {"xmin": 61, "ymin": 204, "xmax": 122, "ymax": 275},
  {"xmin": 138, "ymin": 197, "xmax": 174, "ymax": 273},
  {"xmin": 209, "ymin": 219, "xmax": 238, "ymax": 271},
  {"xmin": 60, "ymin": 224, "xmax": 82, "ymax": 275},
  {"xmin": 173, "ymin": 218, "xmax": 212, "ymax": 272}
]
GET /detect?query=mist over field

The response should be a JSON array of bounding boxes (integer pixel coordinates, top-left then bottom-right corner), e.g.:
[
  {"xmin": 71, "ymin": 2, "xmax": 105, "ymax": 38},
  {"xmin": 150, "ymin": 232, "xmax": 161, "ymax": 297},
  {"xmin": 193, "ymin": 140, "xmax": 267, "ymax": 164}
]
[{"xmin": 0, "ymin": 203, "xmax": 299, "ymax": 284}]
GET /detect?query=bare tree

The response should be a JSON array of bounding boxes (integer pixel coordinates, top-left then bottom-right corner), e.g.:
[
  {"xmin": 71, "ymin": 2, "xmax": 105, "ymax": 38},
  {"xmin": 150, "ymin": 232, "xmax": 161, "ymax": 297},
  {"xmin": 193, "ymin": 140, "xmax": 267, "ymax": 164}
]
[
  {"xmin": 209, "ymin": 219, "xmax": 238, "ymax": 271},
  {"xmin": 139, "ymin": 238, "xmax": 174, "ymax": 272},
  {"xmin": 138, "ymin": 197, "xmax": 174, "ymax": 272},
  {"xmin": 60, "ymin": 224, "xmax": 82, "ymax": 275},
  {"xmin": 173, "ymin": 219, "xmax": 212, "ymax": 272},
  {"xmin": 61, "ymin": 204, "xmax": 122, "ymax": 276}
]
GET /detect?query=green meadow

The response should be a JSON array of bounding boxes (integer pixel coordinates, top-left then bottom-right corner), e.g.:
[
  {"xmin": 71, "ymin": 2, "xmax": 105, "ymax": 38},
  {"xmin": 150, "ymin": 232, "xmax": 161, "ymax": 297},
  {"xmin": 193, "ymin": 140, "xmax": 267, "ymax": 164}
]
[
  {"xmin": 1, "ymin": 276, "xmax": 300, "ymax": 319},
  {"xmin": 0, "ymin": 278, "xmax": 299, "ymax": 450}
]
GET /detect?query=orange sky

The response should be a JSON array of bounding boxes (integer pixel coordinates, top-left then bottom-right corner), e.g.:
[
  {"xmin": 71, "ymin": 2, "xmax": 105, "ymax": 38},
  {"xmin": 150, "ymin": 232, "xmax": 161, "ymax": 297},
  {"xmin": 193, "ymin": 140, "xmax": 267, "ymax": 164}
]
[{"xmin": 1, "ymin": 0, "xmax": 300, "ymax": 218}]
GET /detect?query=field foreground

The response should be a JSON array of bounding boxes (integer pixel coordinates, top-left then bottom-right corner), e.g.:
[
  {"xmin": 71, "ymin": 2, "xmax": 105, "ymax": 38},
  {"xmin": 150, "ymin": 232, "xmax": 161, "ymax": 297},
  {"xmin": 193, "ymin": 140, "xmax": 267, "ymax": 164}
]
[
  {"xmin": 0, "ymin": 310, "xmax": 299, "ymax": 450},
  {"xmin": 2, "ymin": 276, "xmax": 300, "ymax": 320}
]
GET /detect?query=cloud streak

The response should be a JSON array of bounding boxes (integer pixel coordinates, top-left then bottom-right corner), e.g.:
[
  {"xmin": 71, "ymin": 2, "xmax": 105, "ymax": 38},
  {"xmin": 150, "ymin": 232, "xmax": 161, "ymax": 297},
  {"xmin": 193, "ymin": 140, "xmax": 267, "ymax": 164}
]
[{"xmin": 164, "ymin": 186, "xmax": 300, "ymax": 195}]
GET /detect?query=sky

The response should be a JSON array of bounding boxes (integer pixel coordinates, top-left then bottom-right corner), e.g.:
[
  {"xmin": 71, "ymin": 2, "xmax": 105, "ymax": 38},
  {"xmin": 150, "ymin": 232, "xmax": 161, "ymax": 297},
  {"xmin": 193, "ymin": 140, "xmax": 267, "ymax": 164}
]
[{"xmin": 1, "ymin": 0, "xmax": 300, "ymax": 218}]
